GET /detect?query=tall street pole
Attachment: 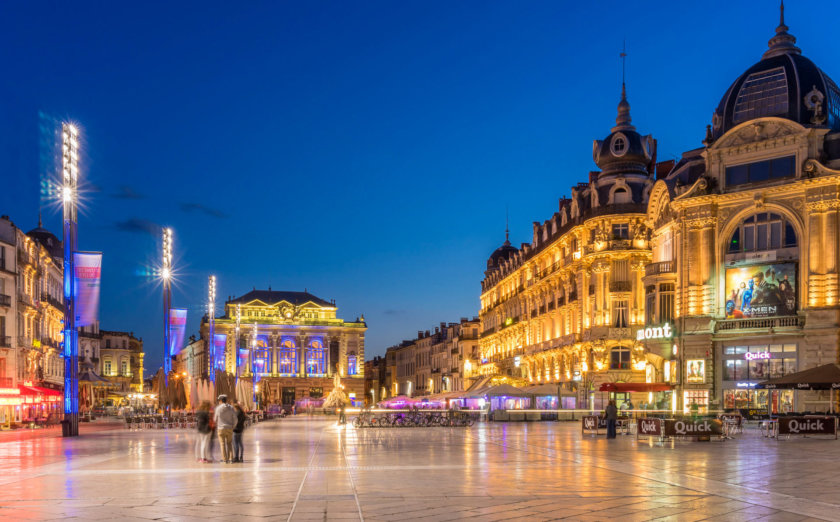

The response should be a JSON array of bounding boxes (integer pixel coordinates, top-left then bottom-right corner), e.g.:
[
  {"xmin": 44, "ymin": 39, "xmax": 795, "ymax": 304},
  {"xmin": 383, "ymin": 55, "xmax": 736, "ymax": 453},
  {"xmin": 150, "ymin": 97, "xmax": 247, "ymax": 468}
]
[
  {"xmin": 62, "ymin": 123, "xmax": 80, "ymax": 437},
  {"xmin": 162, "ymin": 228, "xmax": 173, "ymax": 386},
  {"xmin": 235, "ymin": 303, "xmax": 241, "ymax": 381},
  {"xmin": 208, "ymin": 275, "xmax": 216, "ymax": 381}
]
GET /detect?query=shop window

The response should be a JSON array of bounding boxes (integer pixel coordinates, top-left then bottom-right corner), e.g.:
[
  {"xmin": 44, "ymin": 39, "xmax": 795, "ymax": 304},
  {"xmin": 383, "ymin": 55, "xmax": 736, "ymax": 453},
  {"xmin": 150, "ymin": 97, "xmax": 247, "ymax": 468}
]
[
  {"xmin": 683, "ymin": 390, "xmax": 709, "ymax": 414},
  {"xmin": 309, "ymin": 387, "xmax": 323, "ymax": 398},
  {"xmin": 609, "ymin": 347, "xmax": 630, "ymax": 370}
]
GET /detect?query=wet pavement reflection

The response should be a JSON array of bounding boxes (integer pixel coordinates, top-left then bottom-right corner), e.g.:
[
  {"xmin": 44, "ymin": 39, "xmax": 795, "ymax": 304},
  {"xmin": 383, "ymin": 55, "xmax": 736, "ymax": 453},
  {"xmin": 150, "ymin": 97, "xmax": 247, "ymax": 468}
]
[{"xmin": 0, "ymin": 418, "xmax": 838, "ymax": 521}]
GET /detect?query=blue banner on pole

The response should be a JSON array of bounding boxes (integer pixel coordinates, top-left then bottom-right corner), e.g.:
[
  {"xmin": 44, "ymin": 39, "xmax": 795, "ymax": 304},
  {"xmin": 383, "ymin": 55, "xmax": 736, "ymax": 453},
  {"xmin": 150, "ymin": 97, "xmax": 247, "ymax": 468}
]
[
  {"xmin": 213, "ymin": 334, "xmax": 227, "ymax": 372},
  {"xmin": 73, "ymin": 252, "xmax": 102, "ymax": 327},
  {"xmin": 169, "ymin": 308, "xmax": 188, "ymax": 357}
]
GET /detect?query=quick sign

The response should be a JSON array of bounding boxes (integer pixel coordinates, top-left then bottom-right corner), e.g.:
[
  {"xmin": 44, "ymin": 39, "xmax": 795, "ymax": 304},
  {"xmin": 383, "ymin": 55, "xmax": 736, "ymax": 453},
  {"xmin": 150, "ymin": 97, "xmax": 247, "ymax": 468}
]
[
  {"xmin": 664, "ymin": 419, "xmax": 723, "ymax": 437},
  {"xmin": 582, "ymin": 415, "xmax": 604, "ymax": 431},
  {"xmin": 637, "ymin": 418, "xmax": 663, "ymax": 436},
  {"xmin": 778, "ymin": 417, "xmax": 837, "ymax": 436},
  {"xmin": 744, "ymin": 352, "xmax": 771, "ymax": 360},
  {"xmin": 636, "ymin": 323, "xmax": 672, "ymax": 341}
]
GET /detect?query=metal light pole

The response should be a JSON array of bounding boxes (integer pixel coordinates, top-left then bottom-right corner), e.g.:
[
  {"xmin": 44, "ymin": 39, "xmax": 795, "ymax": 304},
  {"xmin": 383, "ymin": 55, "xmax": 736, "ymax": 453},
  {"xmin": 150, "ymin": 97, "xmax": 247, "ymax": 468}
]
[
  {"xmin": 235, "ymin": 303, "xmax": 241, "ymax": 380},
  {"xmin": 162, "ymin": 228, "xmax": 173, "ymax": 385},
  {"xmin": 62, "ymin": 123, "xmax": 80, "ymax": 437},
  {"xmin": 208, "ymin": 275, "xmax": 216, "ymax": 381},
  {"xmin": 251, "ymin": 322, "xmax": 258, "ymax": 406}
]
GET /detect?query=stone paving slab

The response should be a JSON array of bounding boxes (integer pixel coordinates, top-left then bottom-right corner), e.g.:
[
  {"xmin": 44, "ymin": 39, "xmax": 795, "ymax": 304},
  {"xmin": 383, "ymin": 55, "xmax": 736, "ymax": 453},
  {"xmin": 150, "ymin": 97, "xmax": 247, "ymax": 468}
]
[{"xmin": 1, "ymin": 418, "xmax": 839, "ymax": 521}]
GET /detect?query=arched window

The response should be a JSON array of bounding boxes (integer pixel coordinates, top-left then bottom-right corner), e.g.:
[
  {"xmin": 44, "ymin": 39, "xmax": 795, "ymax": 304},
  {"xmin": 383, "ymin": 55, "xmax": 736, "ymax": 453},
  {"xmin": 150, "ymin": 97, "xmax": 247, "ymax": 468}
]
[
  {"xmin": 613, "ymin": 187, "xmax": 631, "ymax": 204},
  {"xmin": 609, "ymin": 347, "xmax": 631, "ymax": 370},
  {"xmin": 347, "ymin": 353, "xmax": 358, "ymax": 376},
  {"xmin": 728, "ymin": 212, "xmax": 797, "ymax": 253},
  {"xmin": 278, "ymin": 338, "xmax": 297, "ymax": 376},
  {"xmin": 306, "ymin": 339, "xmax": 326, "ymax": 376}
]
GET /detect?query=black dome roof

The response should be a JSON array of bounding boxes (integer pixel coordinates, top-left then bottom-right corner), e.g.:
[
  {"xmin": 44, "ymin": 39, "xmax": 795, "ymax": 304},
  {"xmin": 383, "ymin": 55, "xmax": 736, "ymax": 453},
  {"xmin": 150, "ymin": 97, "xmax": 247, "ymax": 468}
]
[
  {"xmin": 711, "ymin": 8, "xmax": 840, "ymax": 140},
  {"xmin": 487, "ymin": 238, "xmax": 517, "ymax": 270},
  {"xmin": 592, "ymin": 85, "xmax": 654, "ymax": 176},
  {"xmin": 27, "ymin": 225, "xmax": 62, "ymax": 260}
]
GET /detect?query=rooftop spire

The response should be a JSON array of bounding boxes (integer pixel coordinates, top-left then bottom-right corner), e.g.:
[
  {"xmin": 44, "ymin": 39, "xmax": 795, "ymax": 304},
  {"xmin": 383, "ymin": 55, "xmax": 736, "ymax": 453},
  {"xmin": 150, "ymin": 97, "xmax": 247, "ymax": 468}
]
[
  {"xmin": 612, "ymin": 42, "xmax": 635, "ymax": 132},
  {"xmin": 763, "ymin": 0, "xmax": 801, "ymax": 59},
  {"xmin": 504, "ymin": 207, "xmax": 510, "ymax": 246}
]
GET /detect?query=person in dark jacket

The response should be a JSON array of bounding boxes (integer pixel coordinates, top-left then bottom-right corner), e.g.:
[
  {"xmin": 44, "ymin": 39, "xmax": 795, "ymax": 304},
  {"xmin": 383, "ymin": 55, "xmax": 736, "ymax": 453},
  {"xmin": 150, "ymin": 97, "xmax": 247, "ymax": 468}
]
[
  {"xmin": 195, "ymin": 401, "xmax": 213, "ymax": 462},
  {"xmin": 232, "ymin": 402, "xmax": 247, "ymax": 463},
  {"xmin": 604, "ymin": 400, "xmax": 618, "ymax": 439}
]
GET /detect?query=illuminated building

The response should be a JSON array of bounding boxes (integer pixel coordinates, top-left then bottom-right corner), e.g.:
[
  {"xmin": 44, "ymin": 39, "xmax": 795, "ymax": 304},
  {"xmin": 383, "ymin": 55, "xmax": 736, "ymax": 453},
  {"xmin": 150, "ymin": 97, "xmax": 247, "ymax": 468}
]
[
  {"xmin": 201, "ymin": 289, "xmax": 366, "ymax": 405},
  {"xmin": 646, "ymin": 6, "xmax": 840, "ymax": 414},
  {"xmin": 479, "ymin": 80, "xmax": 660, "ymax": 410},
  {"xmin": 481, "ymin": 4, "xmax": 840, "ymax": 415},
  {"xmin": 99, "ymin": 330, "xmax": 144, "ymax": 393},
  {"xmin": 385, "ymin": 318, "xmax": 480, "ymax": 397}
]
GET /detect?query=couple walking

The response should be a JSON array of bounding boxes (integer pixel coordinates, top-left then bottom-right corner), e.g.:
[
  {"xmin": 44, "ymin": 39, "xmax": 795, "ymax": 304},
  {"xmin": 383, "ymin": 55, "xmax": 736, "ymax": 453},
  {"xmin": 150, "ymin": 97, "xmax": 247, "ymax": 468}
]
[{"xmin": 195, "ymin": 394, "xmax": 247, "ymax": 463}]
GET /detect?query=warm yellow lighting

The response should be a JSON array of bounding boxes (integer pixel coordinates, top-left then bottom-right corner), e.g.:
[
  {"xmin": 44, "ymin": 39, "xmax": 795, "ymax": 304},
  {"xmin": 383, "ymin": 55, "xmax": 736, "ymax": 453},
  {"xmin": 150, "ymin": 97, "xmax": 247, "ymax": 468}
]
[{"xmin": 581, "ymin": 361, "xmax": 588, "ymax": 372}]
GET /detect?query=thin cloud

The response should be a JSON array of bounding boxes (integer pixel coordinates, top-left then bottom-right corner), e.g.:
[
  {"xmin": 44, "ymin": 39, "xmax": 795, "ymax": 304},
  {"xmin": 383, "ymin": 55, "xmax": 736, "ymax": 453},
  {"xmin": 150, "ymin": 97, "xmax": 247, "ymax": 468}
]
[
  {"xmin": 112, "ymin": 185, "xmax": 145, "ymax": 199},
  {"xmin": 180, "ymin": 202, "xmax": 229, "ymax": 218},
  {"xmin": 383, "ymin": 309, "xmax": 405, "ymax": 316},
  {"xmin": 114, "ymin": 218, "xmax": 160, "ymax": 236}
]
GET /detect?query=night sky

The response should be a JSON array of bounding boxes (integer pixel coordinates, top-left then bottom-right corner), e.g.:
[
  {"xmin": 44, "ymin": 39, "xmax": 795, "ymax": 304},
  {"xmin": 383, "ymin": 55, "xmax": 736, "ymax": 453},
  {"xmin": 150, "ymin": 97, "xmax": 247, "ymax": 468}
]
[{"xmin": 1, "ymin": 1, "xmax": 836, "ymax": 375}]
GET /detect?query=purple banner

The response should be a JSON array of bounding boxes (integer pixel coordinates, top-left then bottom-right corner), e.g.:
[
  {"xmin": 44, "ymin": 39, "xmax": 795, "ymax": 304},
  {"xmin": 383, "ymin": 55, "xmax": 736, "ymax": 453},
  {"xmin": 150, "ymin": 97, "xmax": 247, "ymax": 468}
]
[
  {"xmin": 73, "ymin": 252, "xmax": 102, "ymax": 327},
  {"xmin": 168, "ymin": 308, "xmax": 188, "ymax": 357},
  {"xmin": 213, "ymin": 334, "xmax": 227, "ymax": 371}
]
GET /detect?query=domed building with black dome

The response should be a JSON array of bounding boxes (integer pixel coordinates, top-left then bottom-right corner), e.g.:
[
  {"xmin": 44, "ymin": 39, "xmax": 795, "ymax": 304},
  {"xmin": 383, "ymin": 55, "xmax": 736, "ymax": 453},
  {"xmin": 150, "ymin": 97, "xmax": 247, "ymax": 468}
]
[
  {"xmin": 644, "ymin": 3, "xmax": 840, "ymax": 415},
  {"xmin": 479, "ymin": 3, "xmax": 840, "ymax": 416},
  {"xmin": 479, "ymin": 77, "xmax": 660, "ymax": 398}
]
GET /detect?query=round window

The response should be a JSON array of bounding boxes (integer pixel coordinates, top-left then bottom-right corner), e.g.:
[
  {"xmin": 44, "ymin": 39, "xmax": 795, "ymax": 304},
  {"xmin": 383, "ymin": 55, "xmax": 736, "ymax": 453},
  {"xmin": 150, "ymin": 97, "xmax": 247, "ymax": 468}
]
[{"xmin": 610, "ymin": 133, "xmax": 628, "ymax": 157}]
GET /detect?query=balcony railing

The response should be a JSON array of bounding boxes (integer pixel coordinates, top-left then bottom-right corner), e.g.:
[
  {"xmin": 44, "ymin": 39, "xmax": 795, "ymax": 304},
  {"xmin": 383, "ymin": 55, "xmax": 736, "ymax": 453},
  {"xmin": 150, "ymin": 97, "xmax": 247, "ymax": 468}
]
[
  {"xmin": 0, "ymin": 294, "xmax": 10, "ymax": 307},
  {"xmin": 609, "ymin": 281, "xmax": 632, "ymax": 292},
  {"xmin": 717, "ymin": 315, "xmax": 804, "ymax": 331},
  {"xmin": 41, "ymin": 293, "xmax": 62, "ymax": 310},
  {"xmin": 645, "ymin": 261, "xmax": 676, "ymax": 277}
]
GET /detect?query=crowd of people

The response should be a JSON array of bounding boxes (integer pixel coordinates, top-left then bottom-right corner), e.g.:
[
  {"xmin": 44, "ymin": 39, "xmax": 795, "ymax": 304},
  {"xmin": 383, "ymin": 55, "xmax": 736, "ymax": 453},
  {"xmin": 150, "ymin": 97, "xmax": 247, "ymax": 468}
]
[{"xmin": 194, "ymin": 394, "xmax": 248, "ymax": 463}]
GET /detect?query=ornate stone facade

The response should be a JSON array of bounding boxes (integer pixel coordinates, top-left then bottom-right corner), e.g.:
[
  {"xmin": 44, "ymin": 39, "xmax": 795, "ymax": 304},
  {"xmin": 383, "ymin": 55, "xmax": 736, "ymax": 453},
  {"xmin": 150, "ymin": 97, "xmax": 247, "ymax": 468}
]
[{"xmin": 201, "ymin": 289, "xmax": 366, "ymax": 406}]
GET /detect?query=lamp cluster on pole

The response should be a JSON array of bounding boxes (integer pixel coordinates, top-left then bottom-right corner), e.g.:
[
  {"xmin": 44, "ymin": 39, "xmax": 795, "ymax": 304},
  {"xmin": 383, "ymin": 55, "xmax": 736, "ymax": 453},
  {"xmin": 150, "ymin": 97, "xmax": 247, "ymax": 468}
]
[
  {"xmin": 162, "ymin": 227, "xmax": 173, "ymax": 383},
  {"xmin": 208, "ymin": 275, "xmax": 216, "ymax": 381},
  {"xmin": 62, "ymin": 123, "xmax": 80, "ymax": 437}
]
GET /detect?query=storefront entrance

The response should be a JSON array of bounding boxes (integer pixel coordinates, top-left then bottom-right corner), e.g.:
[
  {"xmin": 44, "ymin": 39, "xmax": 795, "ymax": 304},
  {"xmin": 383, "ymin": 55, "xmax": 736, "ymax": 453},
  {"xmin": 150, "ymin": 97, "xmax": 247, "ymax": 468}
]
[
  {"xmin": 723, "ymin": 388, "xmax": 793, "ymax": 413},
  {"xmin": 281, "ymin": 387, "xmax": 296, "ymax": 406}
]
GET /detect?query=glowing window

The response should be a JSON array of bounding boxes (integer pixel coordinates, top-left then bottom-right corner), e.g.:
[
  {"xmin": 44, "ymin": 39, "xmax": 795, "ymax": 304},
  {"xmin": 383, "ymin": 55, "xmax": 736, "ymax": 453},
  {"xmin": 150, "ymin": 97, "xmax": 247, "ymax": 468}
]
[
  {"xmin": 278, "ymin": 339, "xmax": 297, "ymax": 375},
  {"xmin": 306, "ymin": 339, "xmax": 326, "ymax": 376},
  {"xmin": 348, "ymin": 355, "xmax": 358, "ymax": 376},
  {"xmin": 733, "ymin": 67, "xmax": 788, "ymax": 123}
]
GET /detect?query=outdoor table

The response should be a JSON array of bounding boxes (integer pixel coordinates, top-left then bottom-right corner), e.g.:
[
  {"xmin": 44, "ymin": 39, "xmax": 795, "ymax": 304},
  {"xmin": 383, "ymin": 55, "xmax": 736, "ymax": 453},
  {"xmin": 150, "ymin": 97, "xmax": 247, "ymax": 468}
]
[
  {"xmin": 760, "ymin": 419, "xmax": 778, "ymax": 438},
  {"xmin": 617, "ymin": 417, "xmax": 632, "ymax": 435}
]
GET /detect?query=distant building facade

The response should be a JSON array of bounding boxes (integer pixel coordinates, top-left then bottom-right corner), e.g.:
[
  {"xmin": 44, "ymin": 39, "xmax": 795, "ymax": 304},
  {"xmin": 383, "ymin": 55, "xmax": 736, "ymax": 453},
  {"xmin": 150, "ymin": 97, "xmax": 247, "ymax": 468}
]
[
  {"xmin": 382, "ymin": 318, "xmax": 480, "ymax": 398},
  {"xmin": 201, "ymin": 289, "xmax": 366, "ymax": 406}
]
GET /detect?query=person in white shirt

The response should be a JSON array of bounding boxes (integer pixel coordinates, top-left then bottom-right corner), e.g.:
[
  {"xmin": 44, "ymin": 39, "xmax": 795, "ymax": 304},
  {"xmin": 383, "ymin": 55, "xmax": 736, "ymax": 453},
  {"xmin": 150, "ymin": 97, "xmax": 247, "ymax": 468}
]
[{"xmin": 213, "ymin": 395, "xmax": 237, "ymax": 463}]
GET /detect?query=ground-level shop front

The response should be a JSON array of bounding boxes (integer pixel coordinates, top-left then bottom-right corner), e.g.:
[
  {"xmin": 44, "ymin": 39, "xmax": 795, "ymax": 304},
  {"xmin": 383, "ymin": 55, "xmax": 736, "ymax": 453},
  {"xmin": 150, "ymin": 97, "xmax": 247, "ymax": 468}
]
[{"xmin": 719, "ymin": 341, "xmax": 799, "ymax": 414}]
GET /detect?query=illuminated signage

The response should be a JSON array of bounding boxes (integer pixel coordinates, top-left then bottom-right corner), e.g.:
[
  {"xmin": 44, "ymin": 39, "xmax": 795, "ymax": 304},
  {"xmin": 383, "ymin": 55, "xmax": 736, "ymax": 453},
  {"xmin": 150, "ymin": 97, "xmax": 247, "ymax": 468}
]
[
  {"xmin": 636, "ymin": 323, "xmax": 672, "ymax": 341},
  {"xmin": 686, "ymin": 359, "xmax": 705, "ymax": 384},
  {"xmin": 0, "ymin": 388, "xmax": 21, "ymax": 395},
  {"xmin": 736, "ymin": 382, "xmax": 757, "ymax": 388},
  {"xmin": 744, "ymin": 352, "xmax": 771, "ymax": 361}
]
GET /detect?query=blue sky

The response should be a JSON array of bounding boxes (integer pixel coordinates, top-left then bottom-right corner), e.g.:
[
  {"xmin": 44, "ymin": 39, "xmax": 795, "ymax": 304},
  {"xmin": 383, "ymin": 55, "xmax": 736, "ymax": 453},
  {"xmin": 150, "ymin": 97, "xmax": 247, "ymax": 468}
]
[{"xmin": 1, "ymin": 1, "xmax": 836, "ymax": 374}]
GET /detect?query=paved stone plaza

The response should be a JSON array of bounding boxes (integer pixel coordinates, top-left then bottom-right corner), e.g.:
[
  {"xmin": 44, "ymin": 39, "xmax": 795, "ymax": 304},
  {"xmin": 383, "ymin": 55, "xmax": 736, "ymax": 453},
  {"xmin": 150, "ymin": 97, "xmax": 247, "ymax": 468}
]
[{"xmin": 1, "ymin": 417, "xmax": 839, "ymax": 521}]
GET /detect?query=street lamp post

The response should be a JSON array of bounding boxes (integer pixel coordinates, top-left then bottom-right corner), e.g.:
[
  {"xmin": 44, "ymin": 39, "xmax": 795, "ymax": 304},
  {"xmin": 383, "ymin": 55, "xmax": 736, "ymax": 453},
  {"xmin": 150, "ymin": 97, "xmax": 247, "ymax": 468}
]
[
  {"xmin": 208, "ymin": 275, "xmax": 216, "ymax": 381},
  {"xmin": 162, "ymin": 228, "xmax": 173, "ymax": 385},
  {"xmin": 235, "ymin": 303, "xmax": 241, "ymax": 381},
  {"xmin": 62, "ymin": 123, "xmax": 80, "ymax": 437}
]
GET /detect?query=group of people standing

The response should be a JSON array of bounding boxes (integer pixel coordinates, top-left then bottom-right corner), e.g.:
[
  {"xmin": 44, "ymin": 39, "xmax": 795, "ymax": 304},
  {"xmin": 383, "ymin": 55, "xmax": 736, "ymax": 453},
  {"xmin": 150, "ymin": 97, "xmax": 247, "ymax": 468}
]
[{"xmin": 195, "ymin": 394, "xmax": 248, "ymax": 463}]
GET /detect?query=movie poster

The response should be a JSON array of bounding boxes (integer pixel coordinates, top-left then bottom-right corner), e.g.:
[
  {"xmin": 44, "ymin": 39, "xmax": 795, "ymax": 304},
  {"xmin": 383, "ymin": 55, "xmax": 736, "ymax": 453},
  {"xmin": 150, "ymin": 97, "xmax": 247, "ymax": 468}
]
[
  {"xmin": 686, "ymin": 359, "xmax": 705, "ymax": 384},
  {"xmin": 725, "ymin": 263, "xmax": 796, "ymax": 318}
]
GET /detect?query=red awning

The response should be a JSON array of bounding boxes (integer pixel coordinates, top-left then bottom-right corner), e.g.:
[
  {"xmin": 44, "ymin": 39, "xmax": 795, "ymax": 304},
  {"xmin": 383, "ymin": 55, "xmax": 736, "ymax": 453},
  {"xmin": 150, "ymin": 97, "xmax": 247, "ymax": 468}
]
[
  {"xmin": 598, "ymin": 383, "xmax": 673, "ymax": 393},
  {"xmin": 19, "ymin": 385, "xmax": 62, "ymax": 396}
]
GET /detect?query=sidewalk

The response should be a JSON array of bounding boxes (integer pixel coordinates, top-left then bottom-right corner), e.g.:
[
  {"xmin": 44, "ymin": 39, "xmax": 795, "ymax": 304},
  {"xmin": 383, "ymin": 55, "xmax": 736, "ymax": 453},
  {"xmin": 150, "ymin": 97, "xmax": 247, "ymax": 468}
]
[{"xmin": 0, "ymin": 420, "xmax": 125, "ymax": 443}]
